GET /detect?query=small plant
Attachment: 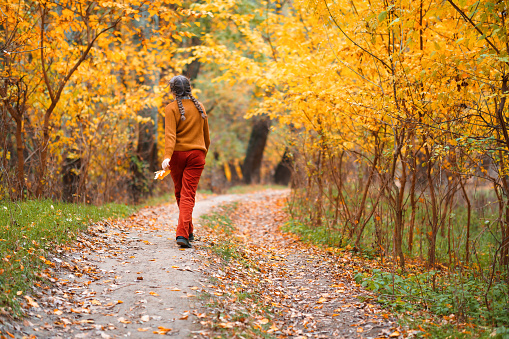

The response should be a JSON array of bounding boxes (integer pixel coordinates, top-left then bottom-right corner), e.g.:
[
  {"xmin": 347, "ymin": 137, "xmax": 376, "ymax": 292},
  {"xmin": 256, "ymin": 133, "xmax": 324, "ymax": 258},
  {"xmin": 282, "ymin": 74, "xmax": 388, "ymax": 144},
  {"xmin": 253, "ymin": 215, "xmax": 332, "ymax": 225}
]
[{"xmin": 354, "ymin": 269, "xmax": 509, "ymax": 327}]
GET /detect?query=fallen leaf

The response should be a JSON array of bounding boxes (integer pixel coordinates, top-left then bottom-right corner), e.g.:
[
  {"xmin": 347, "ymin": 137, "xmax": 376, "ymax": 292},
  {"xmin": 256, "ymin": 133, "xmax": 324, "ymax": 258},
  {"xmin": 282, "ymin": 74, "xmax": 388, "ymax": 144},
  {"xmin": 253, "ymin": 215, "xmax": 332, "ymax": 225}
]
[
  {"xmin": 138, "ymin": 328, "xmax": 150, "ymax": 332},
  {"xmin": 24, "ymin": 296, "xmax": 39, "ymax": 308},
  {"xmin": 357, "ymin": 327, "xmax": 364, "ymax": 333},
  {"xmin": 54, "ymin": 309, "xmax": 63, "ymax": 315},
  {"xmin": 317, "ymin": 297, "xmax": 327, "ymax": 304},
  {"xmin": 258, "ymin": 318, "xmax": 269, "ymax": 325},
  {"xmin": 140, "ymin": 315, "xmax": 150, "ymax": 322},
  {"xmin": 153, "ymin": 326, "xmax": 172, "ymax": 334},
  {"xmin": 390, "ymin": 331, "xmax": 400, "ymax": 337},
  {"xmin": 149, "ymin": 291, "xmax": 159, "ymax": 296},
  {"xmin": 218, "ymin": 322, "xmax": 234, "ymax": 328},
  {"xmin": 118, "ymin": 317, "xmax": 131, "ymax": 324}
]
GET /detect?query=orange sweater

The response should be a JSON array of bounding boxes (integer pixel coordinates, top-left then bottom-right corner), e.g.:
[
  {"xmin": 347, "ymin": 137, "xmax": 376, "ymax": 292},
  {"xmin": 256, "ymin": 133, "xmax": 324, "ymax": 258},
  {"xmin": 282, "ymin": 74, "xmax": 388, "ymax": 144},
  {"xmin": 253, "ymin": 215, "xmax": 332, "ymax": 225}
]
[{"xmin": 164, "ymin": 99, "xmax": 210, "ymax": 160}]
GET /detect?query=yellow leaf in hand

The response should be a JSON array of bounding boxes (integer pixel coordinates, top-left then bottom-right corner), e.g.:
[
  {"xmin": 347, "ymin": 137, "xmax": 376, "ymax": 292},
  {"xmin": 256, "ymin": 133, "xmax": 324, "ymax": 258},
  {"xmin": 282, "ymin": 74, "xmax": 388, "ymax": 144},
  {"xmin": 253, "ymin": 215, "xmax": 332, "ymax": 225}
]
[{"xmin": 154, "ymin": 170, "xmax": 171, "ymax": 180}]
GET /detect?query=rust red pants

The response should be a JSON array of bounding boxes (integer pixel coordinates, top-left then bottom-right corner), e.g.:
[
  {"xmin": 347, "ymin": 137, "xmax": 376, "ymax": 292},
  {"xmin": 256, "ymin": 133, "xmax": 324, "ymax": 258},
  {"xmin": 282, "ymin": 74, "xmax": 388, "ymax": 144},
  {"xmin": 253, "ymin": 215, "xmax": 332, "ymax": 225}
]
[{"xmin": 169, "ymin": 150, "xmax": 205, "ymax": 239}]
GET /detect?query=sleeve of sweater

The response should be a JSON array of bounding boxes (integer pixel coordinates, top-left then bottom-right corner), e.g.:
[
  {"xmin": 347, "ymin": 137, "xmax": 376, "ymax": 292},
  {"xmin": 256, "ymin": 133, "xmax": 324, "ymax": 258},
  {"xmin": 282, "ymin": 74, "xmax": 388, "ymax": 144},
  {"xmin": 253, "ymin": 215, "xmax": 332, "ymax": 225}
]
[
  {"xmin": 204, "ymin": 118, "xmax": 211, "ymax": 152},
  {"xmin": 164, "ymin": 104, "xmax": 177, "ymax": 160},
  {"xmin": 201, "ymin": 103, "xmax": 210, "ymax": 152}
]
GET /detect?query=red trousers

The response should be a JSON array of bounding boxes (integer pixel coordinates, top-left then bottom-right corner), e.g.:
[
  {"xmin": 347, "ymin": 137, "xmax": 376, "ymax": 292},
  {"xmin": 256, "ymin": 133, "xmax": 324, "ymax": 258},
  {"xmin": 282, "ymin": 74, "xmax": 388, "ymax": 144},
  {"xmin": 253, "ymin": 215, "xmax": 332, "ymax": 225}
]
[{"xmin": 169, "ymin": 150, "xmax": 205, "ymax": 239}]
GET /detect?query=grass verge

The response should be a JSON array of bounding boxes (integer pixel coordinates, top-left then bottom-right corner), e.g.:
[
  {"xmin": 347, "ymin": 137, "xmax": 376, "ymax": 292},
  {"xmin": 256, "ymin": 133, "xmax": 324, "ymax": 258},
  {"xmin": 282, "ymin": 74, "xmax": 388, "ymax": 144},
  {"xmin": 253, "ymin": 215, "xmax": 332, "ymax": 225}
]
[
  {"xmin": 0, "ymin": 199, "xmax": 134, "ymax": 317},
  {"xmin": 226, "ymin": 184, "xmax": 287, "ymax": 195}
]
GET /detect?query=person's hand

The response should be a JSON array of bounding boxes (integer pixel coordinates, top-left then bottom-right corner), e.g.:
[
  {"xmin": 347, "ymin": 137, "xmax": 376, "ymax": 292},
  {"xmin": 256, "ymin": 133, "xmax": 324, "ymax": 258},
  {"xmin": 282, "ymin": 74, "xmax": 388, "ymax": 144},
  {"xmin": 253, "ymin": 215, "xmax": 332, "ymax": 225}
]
[{"xmin": 162, "ymin": 158, "xmax": 170, "ymax": 170}]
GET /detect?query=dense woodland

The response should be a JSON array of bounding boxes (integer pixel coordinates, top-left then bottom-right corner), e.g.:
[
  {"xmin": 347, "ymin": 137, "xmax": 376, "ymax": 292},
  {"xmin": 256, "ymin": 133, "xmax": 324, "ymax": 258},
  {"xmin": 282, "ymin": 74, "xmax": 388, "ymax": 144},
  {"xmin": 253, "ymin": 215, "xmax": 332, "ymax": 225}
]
[{"xmin": 1, "ymin": 0, "xmax": 509, "ymax": 328}]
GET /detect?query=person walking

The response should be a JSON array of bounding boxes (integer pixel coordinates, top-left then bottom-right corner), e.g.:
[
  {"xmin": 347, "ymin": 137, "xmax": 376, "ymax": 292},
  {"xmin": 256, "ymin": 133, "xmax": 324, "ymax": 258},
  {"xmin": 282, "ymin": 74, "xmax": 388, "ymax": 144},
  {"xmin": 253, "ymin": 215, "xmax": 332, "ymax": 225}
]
[{"xmin": 162, "ymin": 75, "xmax": 210, "ymax": 248}]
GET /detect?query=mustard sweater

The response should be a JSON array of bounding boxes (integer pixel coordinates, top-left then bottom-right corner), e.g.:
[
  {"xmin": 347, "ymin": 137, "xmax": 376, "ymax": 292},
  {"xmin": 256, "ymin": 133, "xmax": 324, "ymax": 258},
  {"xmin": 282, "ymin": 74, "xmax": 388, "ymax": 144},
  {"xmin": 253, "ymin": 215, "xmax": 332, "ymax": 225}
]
[{"xmin": 164, "ymin": 99, "xmax": 211, "ymax": 160}]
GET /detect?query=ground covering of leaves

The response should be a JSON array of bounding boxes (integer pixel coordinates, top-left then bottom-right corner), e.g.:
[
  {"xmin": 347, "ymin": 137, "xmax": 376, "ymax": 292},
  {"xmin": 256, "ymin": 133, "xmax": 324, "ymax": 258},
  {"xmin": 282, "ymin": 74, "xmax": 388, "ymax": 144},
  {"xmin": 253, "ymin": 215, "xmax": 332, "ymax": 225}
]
[
  {"xmin": 0, "ymin": 189, "xmax": 419, "ymax": 338},
  {"xmin": 195, "ymin": 191, "xmax": 403, "ymax": 338},
  {"xmin": 0, "ymin": 193, "xmax": 220, "ymax": 338}
]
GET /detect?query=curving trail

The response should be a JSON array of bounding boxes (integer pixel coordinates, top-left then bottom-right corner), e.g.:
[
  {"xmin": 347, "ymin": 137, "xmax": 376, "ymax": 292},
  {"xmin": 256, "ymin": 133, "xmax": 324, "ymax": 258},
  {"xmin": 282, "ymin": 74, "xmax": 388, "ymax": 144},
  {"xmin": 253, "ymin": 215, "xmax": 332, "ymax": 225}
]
[
  {"xmin": 14, "ymin": 192, "xmax": 250, "ymax": 338},
  {"xmin": 8, "ymin": 189, "xmax": 399, "ymax": 338}
]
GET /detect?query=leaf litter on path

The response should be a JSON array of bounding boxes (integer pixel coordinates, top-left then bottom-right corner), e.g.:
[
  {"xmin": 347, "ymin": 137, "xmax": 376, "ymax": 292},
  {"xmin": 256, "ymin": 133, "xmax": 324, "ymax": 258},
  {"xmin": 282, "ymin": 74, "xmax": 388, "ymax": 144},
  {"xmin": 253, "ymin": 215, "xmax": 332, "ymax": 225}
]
[
  {"xmin": 4, "ymin": 193, "xmax": 223, "ymax": 338},
  {"xmin": 194, "ymin": 190, "xmax": 402, "ymax": 338},
  {"xmin": 2, "ymin": 190, "xmax": 402, "ymax": 338}
]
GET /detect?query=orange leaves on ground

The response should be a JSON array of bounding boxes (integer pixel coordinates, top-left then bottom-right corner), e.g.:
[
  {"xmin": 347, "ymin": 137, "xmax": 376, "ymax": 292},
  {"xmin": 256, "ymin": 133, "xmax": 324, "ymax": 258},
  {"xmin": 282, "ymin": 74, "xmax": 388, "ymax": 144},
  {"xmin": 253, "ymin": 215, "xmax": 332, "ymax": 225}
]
[
  {"xmin": 24, "ymin": 296, "xmax": 39, "ymax": 308},
  {"xmin": 316, "ymin": 297, "xmax": 327, "ymax": 304},
  {"xmin": 153, "ymin": 326, "xmax": 172, "ymax": 335}
]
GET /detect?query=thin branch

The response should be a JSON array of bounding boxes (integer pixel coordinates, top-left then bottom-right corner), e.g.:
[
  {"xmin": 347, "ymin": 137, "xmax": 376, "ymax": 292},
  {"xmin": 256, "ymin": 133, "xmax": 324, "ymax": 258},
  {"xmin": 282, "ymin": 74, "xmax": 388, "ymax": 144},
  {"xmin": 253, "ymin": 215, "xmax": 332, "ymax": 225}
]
[
  {"xmin": 53, "ymin": 18, "xmax": 122, "ymax": 105},
  {"xmin": 446, "ymin": 0, "xmax": 500, "ymax": 55},
  {"xmin": 3, "ymin": 46, "xmax": 47, "ymax": 55},
  {"xmin": 323, "ymin": 22, "xmax": 383, "ymax": 91},
  {"xmin": 40, "ymin": 7, "xmax": 55, "ymax": 102},
  {"xmin": 323, "ymin": 0, "xmax": 391, "ymax": 70}
]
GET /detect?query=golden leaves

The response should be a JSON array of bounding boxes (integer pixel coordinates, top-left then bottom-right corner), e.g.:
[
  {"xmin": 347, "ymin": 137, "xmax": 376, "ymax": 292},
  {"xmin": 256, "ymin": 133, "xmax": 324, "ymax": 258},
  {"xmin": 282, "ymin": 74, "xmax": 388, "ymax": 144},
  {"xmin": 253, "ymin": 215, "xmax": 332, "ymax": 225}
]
[{"xmin": 154, "ymin": 170, "xmax": 171, "ymax": 180}]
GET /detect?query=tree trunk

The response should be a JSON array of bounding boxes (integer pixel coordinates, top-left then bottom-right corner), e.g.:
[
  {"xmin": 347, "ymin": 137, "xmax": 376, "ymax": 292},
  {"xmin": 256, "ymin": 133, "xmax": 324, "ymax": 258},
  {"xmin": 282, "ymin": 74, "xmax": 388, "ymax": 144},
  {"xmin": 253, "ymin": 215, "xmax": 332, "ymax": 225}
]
[
  {"xmin": 274, "ymin": 147, "xmax": 293, "ymax": 185},
  {"xmin": 242, "ymin": 116, "xmax": 271, "ymax": 184},
  {"xmin": 185, "ymin": 36, "xmax": 201, "ymax": 81},
  {"xmin": 35, "ymin": 109, "xmax": 53, "ymax": 197},
  {"xmin": 460, "ymin": 179, "xmax": 471, "ymax": 264},
  {"xmin": 62, "ymin": 155, "xmax": 82, "ymax": 202},
  {"xmin": 408, "ymin": 153, "xmax": 417, "ymax": 254}
]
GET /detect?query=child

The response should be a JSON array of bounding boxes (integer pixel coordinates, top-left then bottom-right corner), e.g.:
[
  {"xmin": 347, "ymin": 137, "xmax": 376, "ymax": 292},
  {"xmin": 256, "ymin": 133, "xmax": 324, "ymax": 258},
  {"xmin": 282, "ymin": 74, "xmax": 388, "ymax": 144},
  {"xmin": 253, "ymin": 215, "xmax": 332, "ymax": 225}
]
[{"xmin": 162, "ymin": 75, "xmax": 210, "ymax": 248}]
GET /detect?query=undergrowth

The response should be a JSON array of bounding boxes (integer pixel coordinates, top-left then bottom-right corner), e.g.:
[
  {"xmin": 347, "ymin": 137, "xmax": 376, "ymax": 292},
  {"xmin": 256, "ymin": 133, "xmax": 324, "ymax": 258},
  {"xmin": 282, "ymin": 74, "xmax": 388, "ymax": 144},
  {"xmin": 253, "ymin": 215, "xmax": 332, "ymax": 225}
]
[
  {"xmin": 284, "ymin": 217, "xmax": 509, "ymax": 338},
  {"xmin": 0, "ymin": 199, "xmax": 133, "ymax": 317}
]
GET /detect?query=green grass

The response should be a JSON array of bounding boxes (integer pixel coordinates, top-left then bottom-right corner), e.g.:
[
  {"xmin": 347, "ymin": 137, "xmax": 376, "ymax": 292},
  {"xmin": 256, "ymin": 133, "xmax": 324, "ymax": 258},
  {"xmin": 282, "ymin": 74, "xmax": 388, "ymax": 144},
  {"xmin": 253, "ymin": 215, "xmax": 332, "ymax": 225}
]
[
  {"xmin": 354, "ymin": 269, "xmax": 509, "ymax": 326},
  {"xmin": 139, "ymin": 192, "xmax": 174, "ymax": 207},
  {"xmin": 226, "ymin": 184, "xmax": 287, "ymax": 195},
  {"xmin": 0, "ymin": 199, "xmax": 134, "ymax": 317}
]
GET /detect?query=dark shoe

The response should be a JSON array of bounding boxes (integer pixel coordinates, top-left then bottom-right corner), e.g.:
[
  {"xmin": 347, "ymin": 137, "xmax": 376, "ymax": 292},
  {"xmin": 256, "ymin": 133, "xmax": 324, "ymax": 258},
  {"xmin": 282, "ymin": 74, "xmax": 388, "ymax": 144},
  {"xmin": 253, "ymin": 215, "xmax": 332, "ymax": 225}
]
[
  {"xmin": 176, "ymin": 236, "xmax": 192, "ymax": 248},
  {"xmin": 189, "ymin": 233, "xmax": 195, "ymax": 242}
]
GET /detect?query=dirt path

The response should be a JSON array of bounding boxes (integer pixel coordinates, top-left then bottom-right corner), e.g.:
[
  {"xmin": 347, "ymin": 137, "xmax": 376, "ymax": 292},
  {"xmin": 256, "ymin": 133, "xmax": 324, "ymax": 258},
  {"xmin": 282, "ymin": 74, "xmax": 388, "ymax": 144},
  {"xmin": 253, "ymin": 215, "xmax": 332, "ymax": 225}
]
[
  {"xmin": 9, "ymin": 189, "xmax": 399, "ymax": 338},
  {"xmin": 13, "ymin": 192, "xmax": 265, "ymax": 339}
]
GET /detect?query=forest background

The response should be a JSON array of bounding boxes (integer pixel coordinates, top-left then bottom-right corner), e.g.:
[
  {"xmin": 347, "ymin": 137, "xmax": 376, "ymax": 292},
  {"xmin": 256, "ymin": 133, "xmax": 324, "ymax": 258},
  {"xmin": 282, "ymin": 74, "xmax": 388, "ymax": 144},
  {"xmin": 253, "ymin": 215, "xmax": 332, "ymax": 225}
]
[{"xmin": 1, "ymin": 0, "xmax": 509, "ymax": 336}]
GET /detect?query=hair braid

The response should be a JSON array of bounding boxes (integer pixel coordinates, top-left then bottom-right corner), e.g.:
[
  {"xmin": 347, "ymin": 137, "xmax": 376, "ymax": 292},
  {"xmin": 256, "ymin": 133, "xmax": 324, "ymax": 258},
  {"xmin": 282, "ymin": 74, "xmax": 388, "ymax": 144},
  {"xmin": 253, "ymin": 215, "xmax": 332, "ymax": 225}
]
[
  {"xmin": 169, "ymin": 75, "xmax": 205, "ymax": 120},
  {"xmin": 190, "ymin": 94, "xmax": 207, "ymax": 119},
  {"xmin": 176, "ymin": 97, "xmax": 186, "ymax": 121}
]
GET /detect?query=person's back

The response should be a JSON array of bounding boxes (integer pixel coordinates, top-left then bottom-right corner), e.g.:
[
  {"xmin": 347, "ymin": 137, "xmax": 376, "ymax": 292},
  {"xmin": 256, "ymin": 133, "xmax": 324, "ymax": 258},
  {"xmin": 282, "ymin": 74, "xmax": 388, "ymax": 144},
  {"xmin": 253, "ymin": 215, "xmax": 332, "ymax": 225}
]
[
  {"xmin": 164, "ymin": 99, "xmax": 210, "ymax": 159},
  {"xmin": 161, "ymin": 76, "xmax": 210, "ymax": 248}
]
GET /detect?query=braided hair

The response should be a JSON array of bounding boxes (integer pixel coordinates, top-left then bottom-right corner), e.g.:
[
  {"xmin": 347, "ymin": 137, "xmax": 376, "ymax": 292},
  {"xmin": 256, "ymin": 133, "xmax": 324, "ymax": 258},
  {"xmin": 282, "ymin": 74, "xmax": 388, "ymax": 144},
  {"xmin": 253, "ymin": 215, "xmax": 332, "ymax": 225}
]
[{"xmin": 169, "ymin": 75, "xmax": 207, "ymax": 121}]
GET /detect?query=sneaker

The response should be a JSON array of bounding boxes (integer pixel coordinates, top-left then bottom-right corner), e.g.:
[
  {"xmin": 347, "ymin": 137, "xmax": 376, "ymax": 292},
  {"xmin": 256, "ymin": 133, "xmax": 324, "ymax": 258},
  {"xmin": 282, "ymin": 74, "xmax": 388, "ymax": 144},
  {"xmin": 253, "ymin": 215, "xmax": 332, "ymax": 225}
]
[
  {"xmin": 189, "ymin": 233, "xmax": 195, "ymax": 242},
  {"xmin": 176, "ymin": 236, "xmax": 192, "ymax": 248}
]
